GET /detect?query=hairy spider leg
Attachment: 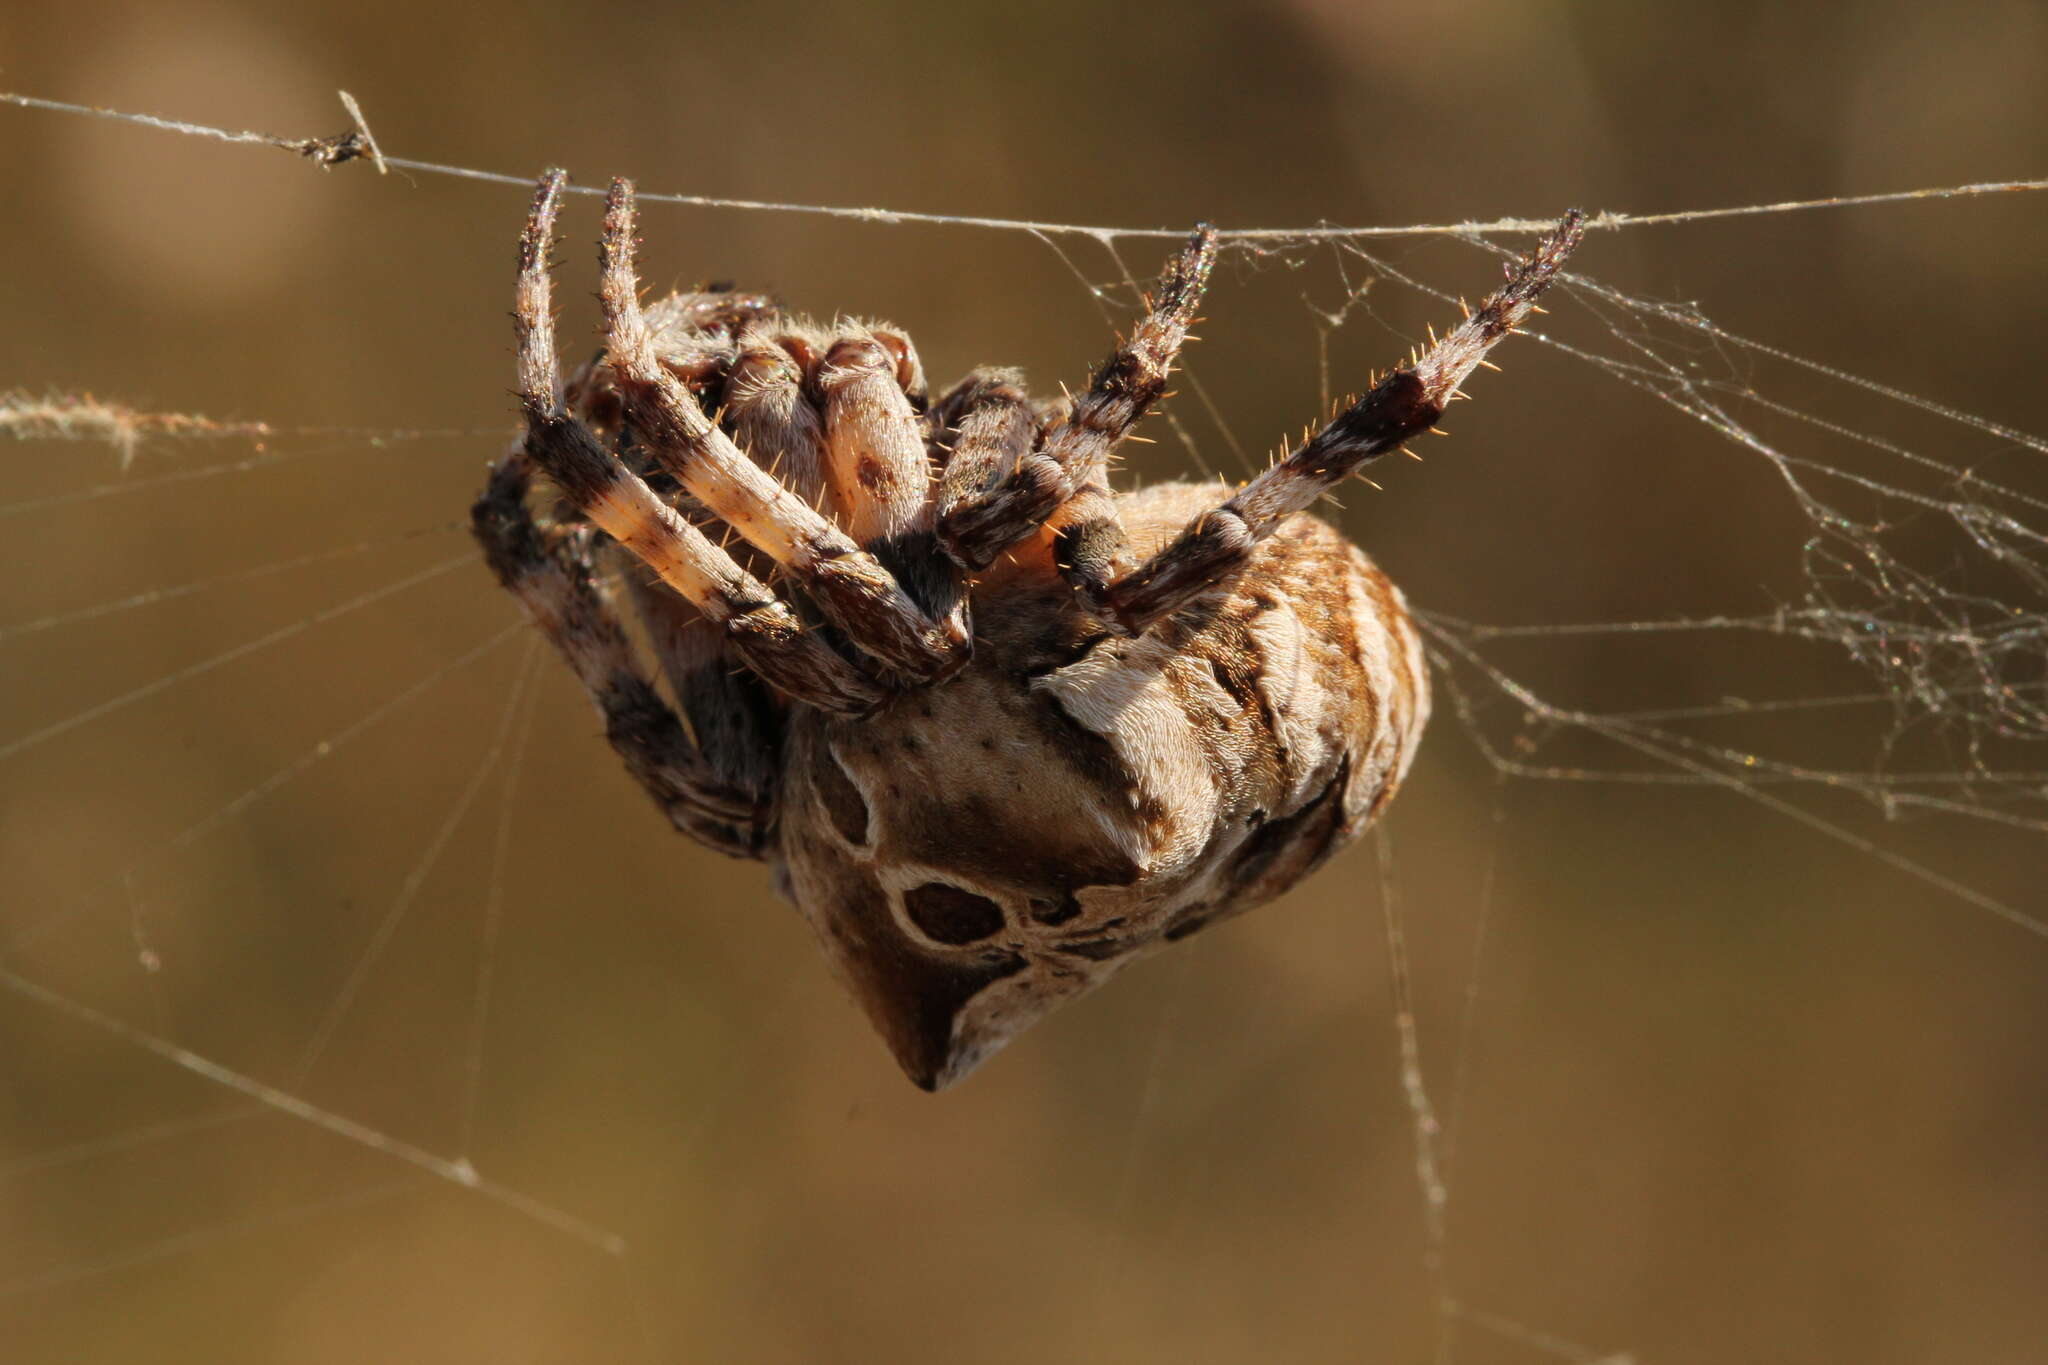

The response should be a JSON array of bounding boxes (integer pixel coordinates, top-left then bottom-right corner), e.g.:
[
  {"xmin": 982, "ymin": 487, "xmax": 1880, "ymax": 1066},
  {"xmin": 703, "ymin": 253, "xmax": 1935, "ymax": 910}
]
[
  {"xmin": 558, "ymin": 288, "xmax": 817, "ymax": 829},
  {"xmin": 623, "ymin": 571, "xmax": 783, "ymax": 822},
  {"xmin": 596, "ymin": 178, "xmax": 969, "ymax": 686},
  {"xmin": 509, "ymin": 169, "xmax": 887, "ymax": 716},
  {"xmin": 706, "ymin": 315, "xmax": 970, "ymax": 646},
  {"xmin": 814, "ymin": 323, "xmax": 973, "ymax": 647},
  {"xmin": 813, "ymin": 325, "xmax": 932, "ymax": 545},
  {"xmin": 931, "ymin": 368, "xmax": 1037, "ymax": 529},
  {"xmin": 471, "ymin": 448, "xmax": 774, "ymax": 856},
  {"xmin": 1105, "ymin": 210, "xmax": 1587, "ymax": 634},
  {"xmin": 937, "ymin": 226, "xmax": 1219, "ymax": 610},
  {"xmin": 564, "ymin": 289, "xmax": 778, "ymax": 449},
  {"xmin": 722, "ymin": 332, "xmax": 830, "ymax": 510}
]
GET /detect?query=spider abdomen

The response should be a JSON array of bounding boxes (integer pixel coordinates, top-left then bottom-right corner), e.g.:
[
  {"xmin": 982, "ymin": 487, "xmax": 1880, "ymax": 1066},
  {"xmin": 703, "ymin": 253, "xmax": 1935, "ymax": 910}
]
[{"xmin": 776, "ymin": 481, "xmax": 1429, "ymax": 1089}]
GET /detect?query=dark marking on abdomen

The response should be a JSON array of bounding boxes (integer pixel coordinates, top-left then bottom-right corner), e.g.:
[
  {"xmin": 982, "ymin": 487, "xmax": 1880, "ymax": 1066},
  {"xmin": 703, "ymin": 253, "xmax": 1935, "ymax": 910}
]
[
  {"xmin": 904, "ymin": 883, "xmax": 1006, "ymax": 945},
  {"xmin": 1226, "ymin": 756, "xmax": 1353, "ymax": 892}
]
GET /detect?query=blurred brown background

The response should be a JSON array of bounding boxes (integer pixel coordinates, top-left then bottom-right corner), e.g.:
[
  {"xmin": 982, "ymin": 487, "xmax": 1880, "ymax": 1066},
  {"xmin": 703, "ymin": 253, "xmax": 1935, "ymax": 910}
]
[{"xmin": 2, "ymin": 1, "xmax": 2045, "ymax": 1362}]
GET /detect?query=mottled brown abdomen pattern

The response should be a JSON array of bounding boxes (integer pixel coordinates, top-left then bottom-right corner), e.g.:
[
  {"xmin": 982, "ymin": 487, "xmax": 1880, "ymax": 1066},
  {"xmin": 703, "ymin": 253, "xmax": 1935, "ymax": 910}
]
[{"xmin": 776, "ymin": 481, "xmax": 1429, "ymax": 1088}]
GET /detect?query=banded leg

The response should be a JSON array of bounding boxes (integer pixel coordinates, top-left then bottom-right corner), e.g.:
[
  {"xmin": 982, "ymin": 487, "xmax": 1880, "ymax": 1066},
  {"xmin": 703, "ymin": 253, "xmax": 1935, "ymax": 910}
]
[
  {"xmin": 938, "ymin": 226, "xmax": 1219, "ymax": 603},
  {"xmin": 595, "ymin": 178, "xmax": 968, "ymax": 685},
  {"xmin": 1104, "ymin": 210, "xmax": 1587, "ymax": 634},
  {"xmin": 514, "ymin": 170, "xmax": 886, "ymax": 715},
  {"xmin": 470, "ymin": 448, "xmax": 771, "ymax": 857}
]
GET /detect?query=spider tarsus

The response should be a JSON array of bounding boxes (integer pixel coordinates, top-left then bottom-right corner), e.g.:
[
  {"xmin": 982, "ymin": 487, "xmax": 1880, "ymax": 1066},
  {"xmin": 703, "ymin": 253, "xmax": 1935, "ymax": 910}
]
[{"xmin": 519, "ymin": 170, "xmax": 568, "ymax": 274}]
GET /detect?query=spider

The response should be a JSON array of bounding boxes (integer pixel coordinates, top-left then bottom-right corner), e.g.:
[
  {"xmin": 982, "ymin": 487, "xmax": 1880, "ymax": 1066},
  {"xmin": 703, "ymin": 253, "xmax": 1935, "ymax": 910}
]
[{"xmin": 472, "ymin": 171, "xmax": 1583, "ymax": 1089}]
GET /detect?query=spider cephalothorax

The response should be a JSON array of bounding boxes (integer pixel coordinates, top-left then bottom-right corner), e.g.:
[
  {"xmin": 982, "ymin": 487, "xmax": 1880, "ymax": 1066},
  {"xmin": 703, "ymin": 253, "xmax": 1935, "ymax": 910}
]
[{"xmin": 473, "ymin": 172, "xmax": 1582, "ymax": 1088}]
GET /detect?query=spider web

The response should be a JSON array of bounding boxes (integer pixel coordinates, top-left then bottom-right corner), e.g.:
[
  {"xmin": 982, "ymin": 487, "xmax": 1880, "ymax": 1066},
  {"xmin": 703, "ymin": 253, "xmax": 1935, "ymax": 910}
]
[{"xmin": 1, "ymin": 91, "xmax": 2043, "ymax": 1364}]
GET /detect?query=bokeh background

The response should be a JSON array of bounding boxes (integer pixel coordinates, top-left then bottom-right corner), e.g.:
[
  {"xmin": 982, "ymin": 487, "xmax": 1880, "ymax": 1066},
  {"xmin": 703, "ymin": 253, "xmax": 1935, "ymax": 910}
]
[{"xmin": 2, "ymin": 2, "xmax": 2045, "ymax": 1362}]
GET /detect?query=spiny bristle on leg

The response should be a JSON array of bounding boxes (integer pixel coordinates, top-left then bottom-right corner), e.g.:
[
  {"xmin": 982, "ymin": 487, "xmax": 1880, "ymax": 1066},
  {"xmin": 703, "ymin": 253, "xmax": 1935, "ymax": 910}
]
[{"xmin": 1101, "ymin": 209, "xmax": 1585, "ymax": 633}]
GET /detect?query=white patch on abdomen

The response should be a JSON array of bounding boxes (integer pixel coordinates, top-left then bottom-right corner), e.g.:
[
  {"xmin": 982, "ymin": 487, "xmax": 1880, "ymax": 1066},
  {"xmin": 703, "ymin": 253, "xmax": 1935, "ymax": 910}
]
[{"xmin": 1036, "ymin": 634, "xmax": 1225, "ymax": 875}]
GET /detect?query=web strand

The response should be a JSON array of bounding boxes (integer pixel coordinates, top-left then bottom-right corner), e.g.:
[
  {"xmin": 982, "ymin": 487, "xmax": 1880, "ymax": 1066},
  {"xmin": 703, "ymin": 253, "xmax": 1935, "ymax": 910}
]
[
  {"xmin": 5, "ymin": 88, "xmax": 2042, "ymax": 242},
  {"xmin": 0, "ymin": 963, "xmax": 627, "ymax": 1256}
]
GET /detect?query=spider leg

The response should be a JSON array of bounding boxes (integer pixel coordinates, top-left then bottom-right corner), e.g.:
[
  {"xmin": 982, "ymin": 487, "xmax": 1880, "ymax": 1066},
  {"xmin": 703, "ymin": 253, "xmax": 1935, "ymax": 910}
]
[
  {"xmin": 619, "ymin": 565, "xmax": 782, "ymax": 814},
  {"xmin": 723, "ymin": 333, "xmax": 829, "ymax": 510},
  {"xmin": 931, "ymin": 368, "xmax": 1035, "ymax": 532},
  {"xmin": 595, "ymin": 178, "xmax": 969, "ymax": 685},
  {"xmin": 512, "ymin": 170, "xmax": 887, "ymax": 715},
  {"xmin": 1103, "ymin": 210, "xmax": 1587, "ymax": 634},
  {"xmin": 924, "ymin": 366, "xmax": 1020, "ymax": 462},
  {"xmin": 812, "ymin": 325, "xmax": 931, "ymax": 545},
  {"xmin": 937, "ymin": 227, "xmax": 1219, "ymax": 608},
  {"xmin": 806, "ymin": 319, "xmax": 970, "ymax": 637},
  {"xmin": 470, "ymin": 446, "xmax": 772, "ymax": 857},
  {"xmin": 565, "ymin": 289, "xmax": 779, "ymax": 437}
]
